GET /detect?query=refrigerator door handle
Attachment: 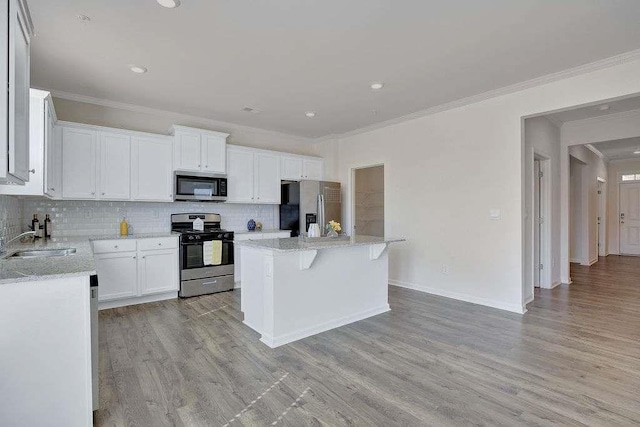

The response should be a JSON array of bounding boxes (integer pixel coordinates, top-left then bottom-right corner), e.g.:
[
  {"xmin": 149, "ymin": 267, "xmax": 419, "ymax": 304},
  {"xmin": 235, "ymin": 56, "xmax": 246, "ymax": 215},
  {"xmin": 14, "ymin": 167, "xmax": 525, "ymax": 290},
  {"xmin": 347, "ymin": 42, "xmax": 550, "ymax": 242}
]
[{"xmin": 318, "ymin": 194, "xmax": 325, "ymax": 234}]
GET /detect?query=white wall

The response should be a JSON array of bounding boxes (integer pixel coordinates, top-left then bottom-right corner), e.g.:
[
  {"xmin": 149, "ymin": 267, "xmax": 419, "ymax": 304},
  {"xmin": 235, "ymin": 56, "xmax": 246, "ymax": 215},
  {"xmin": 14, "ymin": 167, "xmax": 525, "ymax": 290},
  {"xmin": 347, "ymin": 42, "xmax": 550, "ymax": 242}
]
[
  {"xmin": 607, "ymin": 159, "xmax": 640, "ymax": 254},
  {"xmin": 567, "ymin": 145, "xmax": 608, "ymax": 267},
  {"xmin": 317, "ymin": 56, "xmax": 640, "ymax": 314},
  {"xmin": 524, "ymin": 117, "xmax": 562, "ymax": 297},
  {"xmin": 52, "ymin": 97, "xmax": 318, "ymax": 156}
]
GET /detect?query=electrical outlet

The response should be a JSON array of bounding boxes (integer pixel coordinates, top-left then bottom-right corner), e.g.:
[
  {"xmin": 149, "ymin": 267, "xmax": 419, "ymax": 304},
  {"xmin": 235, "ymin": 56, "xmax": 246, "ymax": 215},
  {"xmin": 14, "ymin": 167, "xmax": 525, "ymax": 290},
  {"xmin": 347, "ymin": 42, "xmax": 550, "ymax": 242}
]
[{"xmin": 441, "ymin": 265, "xmax": 449, "ymax": 275}]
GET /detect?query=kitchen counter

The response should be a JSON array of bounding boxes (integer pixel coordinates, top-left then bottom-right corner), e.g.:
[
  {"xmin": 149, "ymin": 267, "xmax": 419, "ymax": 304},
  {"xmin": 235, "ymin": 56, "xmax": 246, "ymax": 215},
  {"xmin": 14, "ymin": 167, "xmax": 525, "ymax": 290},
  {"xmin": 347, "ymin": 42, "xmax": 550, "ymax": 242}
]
[
  {"xmin": 0, "ymin": 237, "xmax": 96, "ymax": 285},
  {"xmin": 233, "ymin": 229, "xmax": 291, "ymax": 235},
  {"xmin": 89, "ymin": 232, "xmax": 179, "ymax": 241},
  {"xmin": 235, "ymin": 235, "xmax": 404, "ymax": 253}
]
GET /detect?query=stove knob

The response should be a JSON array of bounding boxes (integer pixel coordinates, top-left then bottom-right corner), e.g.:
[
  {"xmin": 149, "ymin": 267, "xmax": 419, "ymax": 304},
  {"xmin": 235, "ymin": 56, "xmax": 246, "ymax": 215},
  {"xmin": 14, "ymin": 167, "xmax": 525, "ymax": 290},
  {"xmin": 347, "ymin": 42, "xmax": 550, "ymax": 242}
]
[
  {"xmin": 188, "ymin": 235, "xmax": 194, "ymax": 241},
  {"xmin": 217, "ymin": 233, "xmax": 223, "ymax": 239},
  {"xmin": 196, "ymin": 235, "xmax": 201, "ymax": 240},
  {"xmin": 224, "ymin": 233, "xmax": 231, "ymax": 239}
]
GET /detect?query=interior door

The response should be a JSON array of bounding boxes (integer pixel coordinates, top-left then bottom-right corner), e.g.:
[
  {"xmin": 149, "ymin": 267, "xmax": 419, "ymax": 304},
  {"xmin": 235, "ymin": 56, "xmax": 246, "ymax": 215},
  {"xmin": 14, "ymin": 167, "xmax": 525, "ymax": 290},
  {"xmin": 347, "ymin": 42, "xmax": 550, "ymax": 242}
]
[
  {"xmin": 534, "ymin": 160, "xmax": 541, "ymax": 288},
  {"xmin": 620, "ymin": 182, "xmax": 640, "ymax": 255}
]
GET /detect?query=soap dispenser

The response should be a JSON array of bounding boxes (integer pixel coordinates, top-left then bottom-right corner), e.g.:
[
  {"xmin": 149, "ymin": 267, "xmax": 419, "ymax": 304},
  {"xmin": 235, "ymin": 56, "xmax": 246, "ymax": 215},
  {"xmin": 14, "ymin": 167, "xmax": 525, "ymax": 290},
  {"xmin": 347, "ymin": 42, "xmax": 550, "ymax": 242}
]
[{"xmin": 119, "ymin": 218, "xmax": 129, "ymax": 236}]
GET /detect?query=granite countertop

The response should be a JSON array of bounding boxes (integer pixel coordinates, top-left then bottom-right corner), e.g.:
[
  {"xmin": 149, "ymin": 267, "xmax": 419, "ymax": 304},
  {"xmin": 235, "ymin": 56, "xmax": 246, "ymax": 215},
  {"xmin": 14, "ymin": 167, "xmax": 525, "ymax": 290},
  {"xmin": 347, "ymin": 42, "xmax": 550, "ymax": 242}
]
[
  {"xmin": 233, "ymin": 229, "xmax": 292, "ymax": 235},
  {"xmin": 235, "ymin": 235, "xmax": 405, "ymax": 253},
  {"xmin": 89, "ymin": 232, "xmax": 179, "ymax": 241},
  {"xmin": 0, "ymin": 237, "xmax": 96, "ymax": 285}
]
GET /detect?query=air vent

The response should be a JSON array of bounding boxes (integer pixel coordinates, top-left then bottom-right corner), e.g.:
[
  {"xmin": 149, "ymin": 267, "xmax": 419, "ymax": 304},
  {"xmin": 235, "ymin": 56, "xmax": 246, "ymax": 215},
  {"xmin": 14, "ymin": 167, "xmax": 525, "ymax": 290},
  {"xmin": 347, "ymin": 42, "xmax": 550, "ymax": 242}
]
[{"xmin": 241, "ymin": 107, "xmax": 261, "ymax": 114}]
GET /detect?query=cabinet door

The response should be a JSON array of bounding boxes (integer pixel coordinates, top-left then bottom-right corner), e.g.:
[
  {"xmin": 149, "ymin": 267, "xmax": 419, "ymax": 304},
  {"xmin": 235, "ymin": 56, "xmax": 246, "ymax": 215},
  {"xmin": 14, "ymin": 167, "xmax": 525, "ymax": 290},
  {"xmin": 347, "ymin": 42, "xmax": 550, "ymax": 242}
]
[
  {"xmin": 174, "ymin": 131, "xmax": 201, "ymax": 171},
  {"xmin": 302, "ymin": 158, "xmax": 323, "ymax": 180},
  {"xmin": 131, "ymin": 136, "xmax": 173, "ymax": 202},
  {"xmin": 44, "ymin": 103, "xmax": 58, "ymax": 198},
  {"xmin": 139, "ymin": 249, "xmax": 179, "ymax": 296},
  {"xmin": 226, "ymin": 148, "xmax": 255, "ymax": 203},
  {"xmin": 254, "ymin": 153, "xmax": 281, "ymax": 204},
  {"xmin": 202, "ymin": 134, "xmax": 226, "ymax": 173},
  {"xmin": 281, "ymin": 156, "xmax": 303, "ymax": 181},
  {"xmin": 7, "ymin": 0, "xmax": 31, "ymax": 183},
  {"xmin": 61, "ymin": 127, "xmax": 97, "ymax": 199},
  {"xmin": 99, "ymin": 132, "xmax": 131, "ymax": 200},
  {"xmin": 94, "ymin": 252, "xmax": 138, "ymax": 301}
]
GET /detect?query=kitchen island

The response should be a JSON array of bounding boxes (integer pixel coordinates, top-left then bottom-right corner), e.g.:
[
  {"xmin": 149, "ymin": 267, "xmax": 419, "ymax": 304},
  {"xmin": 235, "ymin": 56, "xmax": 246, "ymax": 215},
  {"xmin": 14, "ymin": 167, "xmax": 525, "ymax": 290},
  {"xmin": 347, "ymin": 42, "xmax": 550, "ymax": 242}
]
[{"xmin": 237, "ymin": 235, "xmax": 404, "ymax": 348}]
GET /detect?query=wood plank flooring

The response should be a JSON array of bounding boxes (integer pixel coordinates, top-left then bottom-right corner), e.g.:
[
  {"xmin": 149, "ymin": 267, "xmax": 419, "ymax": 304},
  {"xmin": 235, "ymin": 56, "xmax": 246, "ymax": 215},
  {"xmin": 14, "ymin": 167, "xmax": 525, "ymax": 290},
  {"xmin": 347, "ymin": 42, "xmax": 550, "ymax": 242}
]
[{"xmin": 96, "ymin": 256, "xmax": 640, "ymax": 426}]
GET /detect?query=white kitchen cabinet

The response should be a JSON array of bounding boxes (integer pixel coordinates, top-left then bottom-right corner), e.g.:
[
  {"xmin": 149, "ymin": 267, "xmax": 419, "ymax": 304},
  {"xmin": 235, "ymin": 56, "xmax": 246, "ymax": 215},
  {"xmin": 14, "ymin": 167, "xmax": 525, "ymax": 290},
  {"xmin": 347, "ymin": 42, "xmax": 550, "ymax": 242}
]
[
  {"xmin": 281, "ymin": 156, "xmax": 303, "ymax": 180},
  {"xmin": 131, "ymin": 136, "xmax": 174, "ymax": 201},
  {"xmin": 93, "ymin": 237, "xmax": 179, "ymax": 309},
  {"xmin": 234, "ymin": 231, "xmax": 291, "ymax": 284},
  {"xmin": 99, "ymin": 131, "xmax": 131, "ymax": 200},
  {"xmin": 227, "ymin": 146, "xmax": 280, "ymax": 204},
  {"xmin": 0, "ymin": 89, "xmax": 54, "ymax": 196},
  {"xmin": 94, "ymin": 251, "xmax": 138, "ymax": 301},
  {"xmin": 139, "ymin": 249, "xmax": 180, "ymax": 295},
  {"xmin": 0, "ymin": 0, "xmax": 33, "ymax": 185},
  {"xmin": 303, "ymin": 158, "xmax": 324, "ymax": 180},
  {"xmin": 254, "ymin": 153, "xmax": 281, "ymax": 203},
  {"xmin": 227, "ymin": 147, "xmax": 255, "ymax": 203},
  {"xmin": 44, "ymin": 101, "xmax": 60, "ymax": 198},
  {"xmin": 172, "ymin": 125, "xmax": 228, "ymax": 174},
  {"xmin": 61, "ymin": 127, "xmax": 97, "ymax": 199}
]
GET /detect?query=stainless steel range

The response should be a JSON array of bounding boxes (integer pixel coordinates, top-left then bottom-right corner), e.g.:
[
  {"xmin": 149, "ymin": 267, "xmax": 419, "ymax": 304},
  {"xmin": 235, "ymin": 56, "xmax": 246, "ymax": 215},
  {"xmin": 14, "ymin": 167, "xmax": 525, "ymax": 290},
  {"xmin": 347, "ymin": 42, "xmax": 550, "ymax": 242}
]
[{"xmin": 171, "ymin": 213, "xmax": 234, "ymax": 297}]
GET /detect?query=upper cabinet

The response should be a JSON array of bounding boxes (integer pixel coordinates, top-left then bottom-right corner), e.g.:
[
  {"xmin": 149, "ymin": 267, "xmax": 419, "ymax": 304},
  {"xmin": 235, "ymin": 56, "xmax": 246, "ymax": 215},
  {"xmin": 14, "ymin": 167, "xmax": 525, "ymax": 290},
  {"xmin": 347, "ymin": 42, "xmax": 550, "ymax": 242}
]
[
  {"xmin": 98, "ymin": 131, "xmax": 131, "ymax": 200},
  {"xmin": 280, "ymin": 155, "xmax": 323, "ymax": 181},
  {"xmin": 0, "ymin": 89, "xmax": 54, "ymax": 196},
  {"xmin": 227, "ymin": 146, "xmax": 281, "ymax": 204},
  {"xmin": 171, "ymin": 125, "xmax": 228, "ymax": 174},
  {"xmin": 61, "ymin": 127, "xmax": 98, "ymax": 199},
  {"xmin": 131, "ymin": 136, "xmax": 173, "ymax": 202},
  {"xmin": 0, "ymin": 0, "xmax": 33, "ymax": 185}
]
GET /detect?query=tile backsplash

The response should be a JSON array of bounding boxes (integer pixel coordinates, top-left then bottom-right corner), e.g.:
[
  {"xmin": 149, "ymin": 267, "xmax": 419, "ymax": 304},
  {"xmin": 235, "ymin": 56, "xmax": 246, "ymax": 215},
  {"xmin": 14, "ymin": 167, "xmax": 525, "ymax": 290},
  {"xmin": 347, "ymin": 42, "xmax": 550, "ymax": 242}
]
[
  {"xmin": 22, "ymin": 198, "xmax": 278, "ymax": 237},
  {"xmin": 0, "ymin": 195, "xmax": 24, "ymax": 241}
]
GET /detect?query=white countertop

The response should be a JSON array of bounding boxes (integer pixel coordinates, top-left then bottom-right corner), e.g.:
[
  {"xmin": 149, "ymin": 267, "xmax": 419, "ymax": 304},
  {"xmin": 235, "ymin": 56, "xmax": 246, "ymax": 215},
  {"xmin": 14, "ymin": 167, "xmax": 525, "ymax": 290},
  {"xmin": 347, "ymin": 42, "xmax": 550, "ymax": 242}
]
[
  {"xmin": 235, "ymin": 235, "xmax": 404, "ymax": 253},
  {"xmin": 0, "ymin": 237, "xmax": 96, "ymax": 285},
  {"xmin": 233, "ymin": 229, "xmax": 291, "ymax": 235}
]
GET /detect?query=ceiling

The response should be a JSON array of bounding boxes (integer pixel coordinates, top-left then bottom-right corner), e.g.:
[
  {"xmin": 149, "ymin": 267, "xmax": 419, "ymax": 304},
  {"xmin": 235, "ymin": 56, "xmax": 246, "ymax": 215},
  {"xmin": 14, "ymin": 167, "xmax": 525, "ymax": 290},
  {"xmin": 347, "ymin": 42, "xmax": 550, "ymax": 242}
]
[
  {"xmin": 591, "ymin": 137, "xmax": 640, "ymax": 161},
  {"xmin": 28, "ymin": 0, "xmax": 640, "ymax": 139},
  {"xmin": 546, "ymin": 96, "xmax": 640, "ymax": 125}
]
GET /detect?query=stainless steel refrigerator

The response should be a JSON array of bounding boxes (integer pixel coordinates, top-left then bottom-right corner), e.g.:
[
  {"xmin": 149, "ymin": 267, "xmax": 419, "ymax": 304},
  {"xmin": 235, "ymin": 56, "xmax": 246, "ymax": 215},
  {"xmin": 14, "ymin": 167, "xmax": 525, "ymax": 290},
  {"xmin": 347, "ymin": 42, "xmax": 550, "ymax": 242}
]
[{"xmin": 280, "ymin": 181, "xmax": 341, "ymax": 236}]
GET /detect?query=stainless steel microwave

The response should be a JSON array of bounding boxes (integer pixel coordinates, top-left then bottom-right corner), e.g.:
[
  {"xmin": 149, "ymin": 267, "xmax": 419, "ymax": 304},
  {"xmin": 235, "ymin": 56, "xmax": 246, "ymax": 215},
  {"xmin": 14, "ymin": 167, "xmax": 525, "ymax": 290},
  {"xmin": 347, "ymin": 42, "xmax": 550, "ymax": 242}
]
[{"xmin": 174, "ymin": 171, "xmax": 227, "ymax": 202}]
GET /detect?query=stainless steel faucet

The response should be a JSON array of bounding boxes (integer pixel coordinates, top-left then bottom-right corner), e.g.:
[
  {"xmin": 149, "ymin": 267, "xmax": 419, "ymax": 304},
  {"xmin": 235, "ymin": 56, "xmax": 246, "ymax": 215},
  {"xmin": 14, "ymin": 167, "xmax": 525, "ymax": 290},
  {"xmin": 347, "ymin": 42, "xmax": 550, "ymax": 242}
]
[{"xmin": 0, "ymin": 231, "xmax": 36, "ymax": 255}]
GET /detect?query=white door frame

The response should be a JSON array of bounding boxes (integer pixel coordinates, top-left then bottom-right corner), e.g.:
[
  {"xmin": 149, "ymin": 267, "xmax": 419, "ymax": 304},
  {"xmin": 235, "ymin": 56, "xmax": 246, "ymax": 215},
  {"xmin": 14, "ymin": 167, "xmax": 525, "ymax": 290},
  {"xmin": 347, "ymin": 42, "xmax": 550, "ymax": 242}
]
[
  {"xmin": 597, "ymin": 177, "xmax": 607, "ymax": 257},
  {"xmin": 616, "ymin": 171, "xmax": 640, "ymax": 254},
  {"xmin": 349, "ymin": 162, "xmax": 385, "ymax": 237},
  {"xmin": 533, "ymin": 152, "xmax": 552, "ymax": 290}
]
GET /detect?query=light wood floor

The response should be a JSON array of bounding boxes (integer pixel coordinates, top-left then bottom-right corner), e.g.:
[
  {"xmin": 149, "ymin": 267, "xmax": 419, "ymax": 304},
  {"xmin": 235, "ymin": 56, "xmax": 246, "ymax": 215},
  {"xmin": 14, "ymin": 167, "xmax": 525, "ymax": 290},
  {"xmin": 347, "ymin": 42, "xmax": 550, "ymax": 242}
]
[{"xmin": 97, "ymin": 256, "xmax": 640, "ymax": 426}]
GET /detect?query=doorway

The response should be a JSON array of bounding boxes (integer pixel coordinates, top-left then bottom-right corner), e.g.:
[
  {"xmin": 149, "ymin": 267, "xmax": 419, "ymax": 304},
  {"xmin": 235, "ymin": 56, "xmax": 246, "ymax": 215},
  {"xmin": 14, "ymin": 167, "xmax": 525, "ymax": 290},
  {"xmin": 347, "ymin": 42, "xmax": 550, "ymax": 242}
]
[
  {"xmin": 619, "ymin": 181, "xmax": 640, "ymax": 255},
  {"xmin": 569, "ymin": 156, "xmax": 586, "ymax": 264},
  {"xmin": 597, "ymin": 179, "xmax": 606, "ymax": 257},
  {"xmin": 353, "ymin": 165, "xmax": 384, "ymax": 237}
]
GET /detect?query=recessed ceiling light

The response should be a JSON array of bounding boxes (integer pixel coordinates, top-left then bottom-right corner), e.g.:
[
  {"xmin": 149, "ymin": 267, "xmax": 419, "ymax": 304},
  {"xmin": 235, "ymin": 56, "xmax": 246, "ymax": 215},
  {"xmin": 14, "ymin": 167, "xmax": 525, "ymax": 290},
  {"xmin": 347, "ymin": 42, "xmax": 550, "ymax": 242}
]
[
  {"xmin": 305, "ymin": 111, "xmax": 316, "ymax": 118},
  {"xmin": 634, "ymin": 150, "xmax": 640, "ymax": 155},
  {"xmin": 77, "ymin": 14, "xmax": 91, "ymax": 21},
  {"xmin": 598, "ymin": 104, "xmax": 610, "ymax": 111},
  {"xmin": 157, "ymin": 0, "xmax": 181, "ymax": 8},
  {"xmin": 370, "ymin": 82, "xmax": 384, "ymax": 90},
  {"xmin": 241, "ymin": 107, "xmax": 261, "ymax": 114},
  {"xmin": 129, "ymin": 65, "xmax": 148, "ymax": 74}
]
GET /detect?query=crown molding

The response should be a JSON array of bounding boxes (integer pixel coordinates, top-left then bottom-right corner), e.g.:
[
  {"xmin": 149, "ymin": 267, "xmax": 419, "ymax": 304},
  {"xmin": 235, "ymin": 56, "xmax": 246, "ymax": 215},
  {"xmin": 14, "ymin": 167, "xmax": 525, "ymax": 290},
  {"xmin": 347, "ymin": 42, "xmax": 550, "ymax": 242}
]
[
  {"xmin": 313, "ymin": 48, "xmax": 640, "ymax": 142},
  {"xmin": 585, "ymin": 144, "xmax": 607, "ymax": 161},
  {"xmin": 41, "ymin": 88, "xmax": 313, "ymax": 143},
  {"xmin": 560, "ymin": 108, "xmax": 640, "ymax": 130}
]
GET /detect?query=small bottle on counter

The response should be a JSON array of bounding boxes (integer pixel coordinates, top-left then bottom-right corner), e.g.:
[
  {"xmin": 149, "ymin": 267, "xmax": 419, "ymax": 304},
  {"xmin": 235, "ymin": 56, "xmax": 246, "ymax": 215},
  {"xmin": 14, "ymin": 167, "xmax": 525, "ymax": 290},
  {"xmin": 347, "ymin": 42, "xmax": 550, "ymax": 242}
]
[
  {"xmin": 119, "ymin": 218, "xmax": 129, "ymax": 236},
  {"xmin": 31, "ymin": 214, "xmax": 40, "ymax": 238},
  {"xmin": 44, "ymin": 214, "xmax": 52, "ymax": 239}
]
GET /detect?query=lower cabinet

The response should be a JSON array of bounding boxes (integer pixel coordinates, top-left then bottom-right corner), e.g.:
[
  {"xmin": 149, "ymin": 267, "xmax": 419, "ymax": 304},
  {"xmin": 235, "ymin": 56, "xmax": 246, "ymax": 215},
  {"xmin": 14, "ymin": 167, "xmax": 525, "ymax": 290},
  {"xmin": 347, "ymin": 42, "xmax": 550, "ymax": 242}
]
[
  {"xmin": 93, "ymin": 236, "xmax": 179, "ymax": 309},
  {"xmin": 234, "ymin": 231, "xmax": 291, "ymax": 284}
]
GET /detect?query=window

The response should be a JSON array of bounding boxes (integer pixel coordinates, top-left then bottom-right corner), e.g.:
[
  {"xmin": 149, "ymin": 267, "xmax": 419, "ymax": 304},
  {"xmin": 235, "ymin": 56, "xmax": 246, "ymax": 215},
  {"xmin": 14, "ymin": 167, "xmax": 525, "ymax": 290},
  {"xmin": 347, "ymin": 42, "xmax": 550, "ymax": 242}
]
[{"xmin": 621, "ymin": 173, "xmax": 640, "ymax": 182}]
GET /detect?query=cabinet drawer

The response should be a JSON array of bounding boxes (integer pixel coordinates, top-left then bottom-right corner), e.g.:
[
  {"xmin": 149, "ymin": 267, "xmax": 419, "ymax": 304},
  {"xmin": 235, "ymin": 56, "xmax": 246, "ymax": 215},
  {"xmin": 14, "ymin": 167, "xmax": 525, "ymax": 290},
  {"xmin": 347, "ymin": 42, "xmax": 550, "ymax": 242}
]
[
  {"xmin": 92, "ymin": 239, "xmax": 137, "ymax": 254},
  {"xmin": 138, "ymin": 237, "xmax": 178, "ymax": 251}
]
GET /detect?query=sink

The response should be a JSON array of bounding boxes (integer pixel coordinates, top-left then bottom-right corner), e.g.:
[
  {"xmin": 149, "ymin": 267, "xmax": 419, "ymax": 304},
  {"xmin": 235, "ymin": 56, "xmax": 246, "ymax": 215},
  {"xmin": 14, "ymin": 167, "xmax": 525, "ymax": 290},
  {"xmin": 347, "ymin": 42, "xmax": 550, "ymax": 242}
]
[{"xmin": 10, "ymin": 248, "xmax": 77, "ymax": 259}]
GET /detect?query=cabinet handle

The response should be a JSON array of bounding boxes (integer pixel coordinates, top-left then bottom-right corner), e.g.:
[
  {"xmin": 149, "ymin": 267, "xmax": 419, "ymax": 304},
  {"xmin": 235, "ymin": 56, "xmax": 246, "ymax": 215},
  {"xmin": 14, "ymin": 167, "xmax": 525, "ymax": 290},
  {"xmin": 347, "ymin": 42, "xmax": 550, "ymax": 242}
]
[
  {"xmin": 198, "ymin": 164, "xmax": 201, "ymax": 168},
  {"xmin": 91, "ymin": 192, "xmax": 95, "ymax": 195},
  {"xmin": 205, "ymin": 165, "xmax": 208, "ymax": 168},
  {"xmin": 133, "ymin": 256, "xmax": 136, "ymax": 259},
  {"xmin": 202, "ymin": 280, "xmax": 218, "ymax": 286},
  {"xmin": 102, "ymin": 192, "xmax": 106, "ymax": 196},
  {"xmin": 51, "ymin": 187, "xmax": 55, "ymax": 191},
  {"xmin": 114, "ymin": 245, "xmax": 119, "ymax": 249},
  {"xmin": 28, "ymin": 169, "xmax": 35, "ymax": 174},
  {"xmin": 142, "ymin": 256, "xmax": 146, "ymax": 259},
  {"xmin": 158, "ymin": 243, "xmax": 162, "ymax": 246}
]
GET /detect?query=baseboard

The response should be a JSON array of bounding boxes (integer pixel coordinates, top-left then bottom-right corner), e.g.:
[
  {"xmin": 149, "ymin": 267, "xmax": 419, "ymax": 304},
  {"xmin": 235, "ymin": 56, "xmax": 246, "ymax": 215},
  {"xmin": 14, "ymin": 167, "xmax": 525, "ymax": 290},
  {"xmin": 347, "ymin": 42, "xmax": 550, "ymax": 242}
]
[
  {"xmin": 550, "ymin": 281, "xmax": 562, "ymax": 289},
  {"xmin": 587, "ymin": 257, "xmax": 598, "ymax": 266},
  {"xmin": 569, "ymin": 258, "xmax": 581, "ymax": 264},
  {"xmin": 98, "ymin": 291, "xmax": 178, "ymax": 310},
  {"xmin": 259, "ymin": 305, "xmax": 391, "ymax": 348},
  {"xmin": 389, "ymin": 280, "xmax": 525, "ymax": 314},
  {"xmin": 523, "ymin": 295, "xmax": 534, "ymax": 305}
]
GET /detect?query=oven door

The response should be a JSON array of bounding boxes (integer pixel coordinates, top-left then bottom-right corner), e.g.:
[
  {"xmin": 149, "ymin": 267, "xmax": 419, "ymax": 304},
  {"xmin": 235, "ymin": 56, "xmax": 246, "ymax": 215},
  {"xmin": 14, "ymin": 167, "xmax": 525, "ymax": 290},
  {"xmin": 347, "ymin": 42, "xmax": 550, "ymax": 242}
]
[
  {"xmin": 174, "ymin": 172, "xmax": 227, "ymax": 202},
  {"xmin": 181, "ymin": 240, "xmax": 234, "ymax": 270}
]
